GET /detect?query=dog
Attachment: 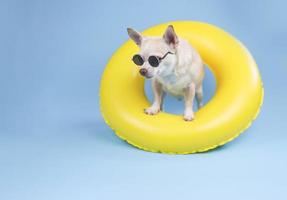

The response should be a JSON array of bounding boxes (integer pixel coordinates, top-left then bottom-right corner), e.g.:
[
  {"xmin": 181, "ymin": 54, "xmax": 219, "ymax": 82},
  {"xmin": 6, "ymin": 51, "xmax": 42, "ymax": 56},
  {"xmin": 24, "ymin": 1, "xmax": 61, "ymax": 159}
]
[{"xmin": 127, "ymin": 25, "xmax": 205, "ymax": 121}]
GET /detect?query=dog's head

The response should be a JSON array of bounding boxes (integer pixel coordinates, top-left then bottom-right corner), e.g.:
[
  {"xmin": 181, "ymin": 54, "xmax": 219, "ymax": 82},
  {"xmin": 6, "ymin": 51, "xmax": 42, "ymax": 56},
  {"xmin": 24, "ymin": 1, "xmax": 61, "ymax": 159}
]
[{"xmin": 127, "ymin": 25, "xmax": 178, "ymax": 79}]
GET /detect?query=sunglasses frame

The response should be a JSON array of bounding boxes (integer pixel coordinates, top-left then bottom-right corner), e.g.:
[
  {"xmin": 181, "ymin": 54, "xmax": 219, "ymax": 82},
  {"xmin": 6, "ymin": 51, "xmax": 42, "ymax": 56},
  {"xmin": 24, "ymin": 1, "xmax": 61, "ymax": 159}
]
[{"xmin": 132, "ymin": 51, "xmax": 174, "ymax": 67}]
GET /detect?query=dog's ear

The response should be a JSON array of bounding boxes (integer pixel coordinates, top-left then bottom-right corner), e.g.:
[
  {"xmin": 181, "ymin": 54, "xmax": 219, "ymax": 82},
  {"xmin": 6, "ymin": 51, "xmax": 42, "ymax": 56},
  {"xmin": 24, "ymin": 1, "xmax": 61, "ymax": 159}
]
[
  {"xmin": 127, "ymin": 28, "xmax": 142, "ymax": 46},
  {"xmin": 163, "ymin": 25, "xmax": 178, "ymax": 49}
]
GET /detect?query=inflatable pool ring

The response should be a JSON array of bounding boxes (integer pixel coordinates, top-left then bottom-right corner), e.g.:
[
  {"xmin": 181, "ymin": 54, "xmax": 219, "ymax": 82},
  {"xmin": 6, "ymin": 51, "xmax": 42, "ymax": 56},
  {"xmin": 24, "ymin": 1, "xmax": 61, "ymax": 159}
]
[{"xmin": 100, "ymin": 21, "xmax": 264, "ymax": 154}]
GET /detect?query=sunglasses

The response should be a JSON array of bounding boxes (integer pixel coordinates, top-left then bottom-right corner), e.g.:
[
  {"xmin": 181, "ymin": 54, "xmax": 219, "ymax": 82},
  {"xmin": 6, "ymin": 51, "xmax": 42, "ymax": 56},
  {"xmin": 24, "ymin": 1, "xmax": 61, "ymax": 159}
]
[{"xmin": 132, "ymin": 52, "xmax": 174, "ymax": 67}]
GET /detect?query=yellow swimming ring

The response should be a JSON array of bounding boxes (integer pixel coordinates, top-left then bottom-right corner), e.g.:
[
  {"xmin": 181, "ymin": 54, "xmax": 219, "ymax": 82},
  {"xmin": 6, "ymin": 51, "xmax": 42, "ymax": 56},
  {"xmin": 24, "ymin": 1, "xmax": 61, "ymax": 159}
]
[{"xmin": 100, "ymin": 21, "xmax": 264, "ymax": 154}]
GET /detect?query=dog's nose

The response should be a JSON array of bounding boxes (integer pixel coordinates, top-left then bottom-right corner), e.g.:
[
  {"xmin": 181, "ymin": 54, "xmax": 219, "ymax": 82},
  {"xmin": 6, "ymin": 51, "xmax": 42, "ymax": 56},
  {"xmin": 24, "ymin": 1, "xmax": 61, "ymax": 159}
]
[{"xmin": 139, "ymin": 68, "xmax": 148, "ymax": 76}]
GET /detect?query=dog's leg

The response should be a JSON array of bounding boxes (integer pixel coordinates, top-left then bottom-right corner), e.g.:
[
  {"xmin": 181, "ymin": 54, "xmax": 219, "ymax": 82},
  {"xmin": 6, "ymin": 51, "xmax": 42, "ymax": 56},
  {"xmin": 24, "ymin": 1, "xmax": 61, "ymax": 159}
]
[
  {"xmin": 195, "ymin": 84, "xmax": 203, "ymax": 109},
  {"xmin": 144, "ymin": 79, "xmax": 163, "ymax": 115},
  {"xmin": 183, "ymin": 83, "xmax": 196, "ymax": 121}
]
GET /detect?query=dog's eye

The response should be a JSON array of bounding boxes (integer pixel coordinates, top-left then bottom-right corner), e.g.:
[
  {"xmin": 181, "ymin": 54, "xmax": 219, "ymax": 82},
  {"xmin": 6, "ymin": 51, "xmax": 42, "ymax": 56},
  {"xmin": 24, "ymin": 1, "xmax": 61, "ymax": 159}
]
[{"xmin": 132, "ymin": 54, "xmax": 144, "ymax": 66}]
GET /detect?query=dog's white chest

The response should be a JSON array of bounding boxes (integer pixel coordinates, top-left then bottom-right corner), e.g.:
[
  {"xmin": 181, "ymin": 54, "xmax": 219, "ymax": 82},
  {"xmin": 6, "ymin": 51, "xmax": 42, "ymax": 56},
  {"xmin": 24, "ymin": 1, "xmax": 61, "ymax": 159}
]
[{"xmin": 156, "ymin": 73, "xmax": 191, "ymax": 97}]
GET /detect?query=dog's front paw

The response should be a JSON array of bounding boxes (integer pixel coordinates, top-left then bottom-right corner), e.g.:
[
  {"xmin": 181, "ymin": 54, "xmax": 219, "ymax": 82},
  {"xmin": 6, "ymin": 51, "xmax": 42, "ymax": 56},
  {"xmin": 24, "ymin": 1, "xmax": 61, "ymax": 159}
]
[
  {"xmin": 183, "ymin": 110, "xmax": 194, "ymax": 121},
  {"xmin": 144, "ymin": 106, "xmax": 160, "ymax": 115}
]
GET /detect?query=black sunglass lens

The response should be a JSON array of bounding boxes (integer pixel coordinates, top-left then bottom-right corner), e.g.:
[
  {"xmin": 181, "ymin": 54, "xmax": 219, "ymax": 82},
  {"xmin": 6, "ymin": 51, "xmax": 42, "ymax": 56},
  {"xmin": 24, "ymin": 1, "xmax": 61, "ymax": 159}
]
[
  {"xmin": 148, "ymin": 56, "xmax": 159, "ymax": 67},
  {"xmin": 132, "ymin": 55, "xmax": 144, "ymax": 66}
]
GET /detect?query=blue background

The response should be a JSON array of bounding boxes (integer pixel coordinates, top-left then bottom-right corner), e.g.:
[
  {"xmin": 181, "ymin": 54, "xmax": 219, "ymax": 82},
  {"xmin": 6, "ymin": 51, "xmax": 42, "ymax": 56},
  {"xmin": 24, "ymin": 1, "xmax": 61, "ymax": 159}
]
[{"xmin": 1, "ymin": 0, "xmax": 287, "ymax": 199}]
